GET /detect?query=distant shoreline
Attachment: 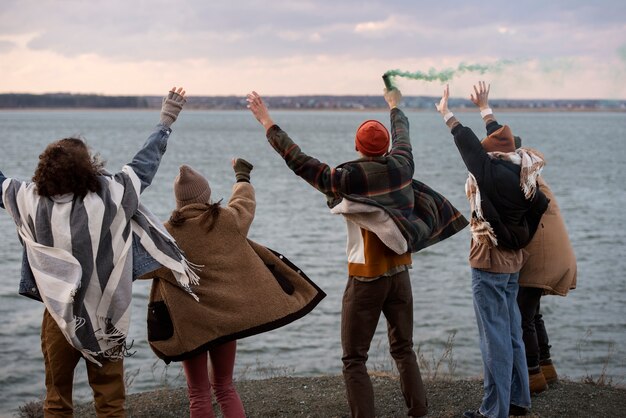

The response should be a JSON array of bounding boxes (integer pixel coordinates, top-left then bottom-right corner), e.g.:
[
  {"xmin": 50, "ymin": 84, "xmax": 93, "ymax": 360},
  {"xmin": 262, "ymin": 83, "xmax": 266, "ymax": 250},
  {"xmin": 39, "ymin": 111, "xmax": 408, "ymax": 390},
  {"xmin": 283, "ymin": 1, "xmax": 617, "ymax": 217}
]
[
  {"xmin": 1, "ymin": 93, "xmax": 624, "ymax": 112},
  {"xmin": 1, "ymin": 107, "xmax": 625, "ymax": 113}
]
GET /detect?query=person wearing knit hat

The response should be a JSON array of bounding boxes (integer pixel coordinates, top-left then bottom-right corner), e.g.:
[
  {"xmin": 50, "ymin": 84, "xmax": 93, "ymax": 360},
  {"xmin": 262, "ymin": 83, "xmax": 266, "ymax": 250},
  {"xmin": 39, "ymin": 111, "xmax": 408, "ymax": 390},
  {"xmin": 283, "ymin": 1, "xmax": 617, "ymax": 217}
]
[
  {"xmin": 143, "ymin": 158, "xmax": 325, "ymax": 418},
  {"xmin": 436, "ymin": 81, "xmax": 549, "ymax": 418},
  {"xmin": 481, "ymin": 124, "xmax": 516, "ymax": 153},
  {"xmin": 355, "ymin": 120, "xmax": 390, "ymax": 156},
  {"xmin": 174, "ymin": 164, "xmax": 212, "ymax": 209},
  {"xmin": 247, "ymin": 86, "xmax": 468, "ymax": 418}
]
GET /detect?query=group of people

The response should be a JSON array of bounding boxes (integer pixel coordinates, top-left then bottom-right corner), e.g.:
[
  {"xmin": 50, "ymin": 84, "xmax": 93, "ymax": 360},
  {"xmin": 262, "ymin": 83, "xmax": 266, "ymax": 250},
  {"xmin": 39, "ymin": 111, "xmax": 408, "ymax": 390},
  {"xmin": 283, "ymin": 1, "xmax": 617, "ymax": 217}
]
[{"xmin": 0, "ymin": 80, "xmax": 575, "ymax": 418}]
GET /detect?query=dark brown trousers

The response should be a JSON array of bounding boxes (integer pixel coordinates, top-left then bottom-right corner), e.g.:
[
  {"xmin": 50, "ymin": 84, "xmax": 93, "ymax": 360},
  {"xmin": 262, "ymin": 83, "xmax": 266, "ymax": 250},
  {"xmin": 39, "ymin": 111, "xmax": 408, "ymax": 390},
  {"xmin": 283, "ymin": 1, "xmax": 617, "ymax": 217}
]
[
  {"xmin": 41, "ymin": 309, "xmax": 126, "ymax": 417},
  {"xmin": 341, "ymin": 270, "xmax": 428, "ymax": 418}
]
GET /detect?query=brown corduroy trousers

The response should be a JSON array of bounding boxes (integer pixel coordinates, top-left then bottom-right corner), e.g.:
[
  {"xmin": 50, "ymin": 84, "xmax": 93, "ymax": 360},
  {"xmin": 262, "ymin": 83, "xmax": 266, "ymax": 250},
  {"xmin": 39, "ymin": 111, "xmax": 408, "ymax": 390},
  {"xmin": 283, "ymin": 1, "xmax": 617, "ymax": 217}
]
[
  {"xmin": 341, "ymin": 270, "xmax": 428, "ymax": 418},
  {"xmin": 41, "ymin": 309, "xmax": 126, "ymax": 417}
]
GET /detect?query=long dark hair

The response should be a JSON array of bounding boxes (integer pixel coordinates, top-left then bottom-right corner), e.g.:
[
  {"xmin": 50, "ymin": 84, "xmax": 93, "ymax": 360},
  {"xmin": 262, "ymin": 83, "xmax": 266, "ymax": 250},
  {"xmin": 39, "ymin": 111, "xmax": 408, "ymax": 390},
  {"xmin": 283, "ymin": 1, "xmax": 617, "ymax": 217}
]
[
  {"xmin": 33, "ymin": 137, "xmax": 103, "ymax": 198},
  {"xmin": 169, "ymin": 200, "xmax": 222, "ymax": 232}
]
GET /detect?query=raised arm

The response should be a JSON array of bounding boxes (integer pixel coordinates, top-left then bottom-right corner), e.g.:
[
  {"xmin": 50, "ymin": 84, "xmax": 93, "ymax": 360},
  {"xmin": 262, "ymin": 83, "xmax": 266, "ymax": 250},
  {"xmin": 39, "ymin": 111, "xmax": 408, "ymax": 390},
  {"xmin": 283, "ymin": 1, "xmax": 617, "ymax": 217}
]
[
  {"xmin": 470, "ymin": 80, "xmax": 502, "ymax": 135},
  {"xmin": 227, "ymin": 158, "xmax": 256, "ymax": 236},
  {"xmin": 435, "ymin": 84, "xmax": 460, "ymax": 130},
  {"xmin": 384, "ymin": 88, "xmax": 413, "ymax": 169},
  {"xmin": 246, "ymin": 91, "xmax": 339, "ymax": 198},
  {"xmin": 126, "ymin": 87, "xmax": 187, "ymax": 193},
  {"xmin": 246, "ymin": 91, "xmax": 275, "ymax": 133},
  {"xmin": 436, "ymin": 84, "xmax": 491, "ymax": 181}
]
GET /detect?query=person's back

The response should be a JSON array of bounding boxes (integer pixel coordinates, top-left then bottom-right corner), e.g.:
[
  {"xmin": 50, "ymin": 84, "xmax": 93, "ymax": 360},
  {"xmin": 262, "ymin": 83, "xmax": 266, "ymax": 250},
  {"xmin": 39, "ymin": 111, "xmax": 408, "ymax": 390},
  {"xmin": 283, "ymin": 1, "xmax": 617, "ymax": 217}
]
[
  {"xmin": 247, "ymin": 87, "xmax": 467, "ymax": 418},
  {"xmin": 143, "ymin": 161, "xmax": 325, "ymax": 418},
  {"xmin": 146, "ymin": 162, "xmax": 325, "ymax": 359},
  {"xmin": 436, "ymin": 81, "xmax": 548, "ymax": 418},
  {"xmin": 0, "ymin": 87, "xmax": 190, "ymax": 417},
  {"xmin": 517, "ymin": 175, "xmax": 577, "ymax": 394},
  {"xmin": 451, "ymin": 121, "xmax": 547, "ymax": 251}
]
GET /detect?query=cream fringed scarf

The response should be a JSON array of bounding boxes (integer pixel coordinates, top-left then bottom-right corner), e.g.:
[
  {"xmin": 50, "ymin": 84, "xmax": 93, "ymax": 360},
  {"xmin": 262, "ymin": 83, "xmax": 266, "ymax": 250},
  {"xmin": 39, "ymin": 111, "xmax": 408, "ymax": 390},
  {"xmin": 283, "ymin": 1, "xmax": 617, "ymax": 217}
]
[{"xmin": 465, "ymin": 148, "xmax": 545, "ymax": 248}]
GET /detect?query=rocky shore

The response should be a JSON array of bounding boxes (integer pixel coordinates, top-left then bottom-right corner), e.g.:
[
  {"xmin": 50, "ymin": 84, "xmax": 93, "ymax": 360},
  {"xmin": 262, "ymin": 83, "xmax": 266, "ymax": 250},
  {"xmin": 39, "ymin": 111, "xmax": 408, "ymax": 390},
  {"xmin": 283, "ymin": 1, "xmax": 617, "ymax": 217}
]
[{"xmin": 23, "ymin": 374, "xmax": 621, "ymax": 417}]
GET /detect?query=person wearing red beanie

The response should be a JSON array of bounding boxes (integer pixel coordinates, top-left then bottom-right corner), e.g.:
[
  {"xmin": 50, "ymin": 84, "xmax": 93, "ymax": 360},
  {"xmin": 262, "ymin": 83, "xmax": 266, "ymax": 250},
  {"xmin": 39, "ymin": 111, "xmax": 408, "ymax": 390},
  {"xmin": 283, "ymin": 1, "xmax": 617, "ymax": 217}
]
[
  {"xmin": 354, "ymin": 119, "xmax": 390, "ymax": 157},
  {"xmin": 248, "ymin": 87, "xmax": 468, "ymax": 418}
]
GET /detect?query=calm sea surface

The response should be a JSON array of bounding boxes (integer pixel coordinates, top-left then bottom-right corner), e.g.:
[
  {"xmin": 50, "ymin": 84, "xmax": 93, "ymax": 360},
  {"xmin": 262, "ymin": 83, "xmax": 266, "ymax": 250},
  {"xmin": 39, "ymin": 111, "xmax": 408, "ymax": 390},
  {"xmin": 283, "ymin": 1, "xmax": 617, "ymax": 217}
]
[{"xmin": 0, "ymin": 109, "xmax": 624, "ymax": 416}]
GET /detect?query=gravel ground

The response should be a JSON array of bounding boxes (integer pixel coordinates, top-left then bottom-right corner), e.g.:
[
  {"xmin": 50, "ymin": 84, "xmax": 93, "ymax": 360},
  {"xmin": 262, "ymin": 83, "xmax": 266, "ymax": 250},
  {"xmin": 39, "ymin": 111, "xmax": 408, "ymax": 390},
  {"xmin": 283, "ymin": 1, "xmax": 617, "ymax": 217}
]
[{"xmin": 55, "ymin": 375, "xmax": 625, "ymax": 418}]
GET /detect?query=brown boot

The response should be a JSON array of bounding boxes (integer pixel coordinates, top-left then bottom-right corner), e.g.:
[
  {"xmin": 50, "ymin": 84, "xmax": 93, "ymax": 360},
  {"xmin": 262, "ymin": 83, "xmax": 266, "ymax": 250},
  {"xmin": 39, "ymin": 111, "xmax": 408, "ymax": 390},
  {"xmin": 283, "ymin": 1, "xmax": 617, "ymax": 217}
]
[
  {"xmin": 529, "ymin": 367, "xmax": 548, "ymax": 394},
  {"xmin": 540, "ymin": 359, "xmax": 558, "ymax": 384}
]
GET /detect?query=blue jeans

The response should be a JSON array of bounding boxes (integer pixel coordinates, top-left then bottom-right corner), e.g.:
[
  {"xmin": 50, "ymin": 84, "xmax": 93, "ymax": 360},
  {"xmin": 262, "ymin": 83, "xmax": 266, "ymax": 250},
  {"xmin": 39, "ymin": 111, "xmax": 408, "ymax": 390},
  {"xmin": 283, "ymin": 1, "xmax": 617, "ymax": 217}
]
[{"xmin": 471, "ymin": 268, "xmax": 531, "ymax": 418}]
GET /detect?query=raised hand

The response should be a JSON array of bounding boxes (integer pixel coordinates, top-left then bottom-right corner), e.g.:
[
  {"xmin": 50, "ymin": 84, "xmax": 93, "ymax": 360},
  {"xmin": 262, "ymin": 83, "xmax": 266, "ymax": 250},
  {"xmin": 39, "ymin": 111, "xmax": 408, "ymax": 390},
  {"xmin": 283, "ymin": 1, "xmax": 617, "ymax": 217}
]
[
  {"xmin": 384, "ymin": 88, "xmax": 402, "ymax": 109},
  {"xmin": 232, "ymin": 158, "xmax": 254, "ymax": 183},
  {"xmin": 160, "ymin": 87, "xmax": 187, "ymax": 127},
  {"xmin": 470, "ymin": 81, "xmax": 490, "ymax": 110},
  {"xmin": 246, "ymin": 91, "xmax": 275, "ymax": 131},
  {"xmin": 435, "ymin": 84, "xmax": 450, "ymax": 116}
]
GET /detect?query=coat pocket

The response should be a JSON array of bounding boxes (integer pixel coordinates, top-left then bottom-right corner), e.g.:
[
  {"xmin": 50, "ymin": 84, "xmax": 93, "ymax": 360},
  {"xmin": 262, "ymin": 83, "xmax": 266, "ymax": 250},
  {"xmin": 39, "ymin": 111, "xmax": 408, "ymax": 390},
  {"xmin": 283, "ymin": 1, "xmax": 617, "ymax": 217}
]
[{"xmin": 147, "ymin": 301, "xmax": 174, "ymax": 342}]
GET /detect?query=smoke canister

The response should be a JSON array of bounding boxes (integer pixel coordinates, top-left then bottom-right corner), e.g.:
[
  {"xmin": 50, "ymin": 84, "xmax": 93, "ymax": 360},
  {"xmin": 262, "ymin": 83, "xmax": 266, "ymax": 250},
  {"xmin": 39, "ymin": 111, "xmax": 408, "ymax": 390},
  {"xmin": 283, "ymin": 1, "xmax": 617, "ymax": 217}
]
[{"xmin": 382, "ymin": 73, "xmax": 395, "ymax": 90}]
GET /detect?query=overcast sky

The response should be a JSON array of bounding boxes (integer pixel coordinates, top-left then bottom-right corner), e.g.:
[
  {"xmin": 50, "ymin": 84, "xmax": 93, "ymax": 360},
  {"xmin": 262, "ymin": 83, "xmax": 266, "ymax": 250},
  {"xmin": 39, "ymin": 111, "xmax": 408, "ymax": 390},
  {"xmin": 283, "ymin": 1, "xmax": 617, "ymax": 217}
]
[{"xmin": 1, "ymin": 0, "xmax": 625, "ymax": 99}]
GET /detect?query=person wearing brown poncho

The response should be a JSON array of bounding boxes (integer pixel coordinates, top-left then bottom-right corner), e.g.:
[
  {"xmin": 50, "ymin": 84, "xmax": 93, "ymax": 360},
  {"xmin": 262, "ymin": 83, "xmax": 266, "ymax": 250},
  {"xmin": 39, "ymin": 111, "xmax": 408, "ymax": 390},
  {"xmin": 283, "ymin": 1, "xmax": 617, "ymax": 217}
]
[{"xmin": 142, "ymin": 159, "xmax": 325, "ymax": 418}]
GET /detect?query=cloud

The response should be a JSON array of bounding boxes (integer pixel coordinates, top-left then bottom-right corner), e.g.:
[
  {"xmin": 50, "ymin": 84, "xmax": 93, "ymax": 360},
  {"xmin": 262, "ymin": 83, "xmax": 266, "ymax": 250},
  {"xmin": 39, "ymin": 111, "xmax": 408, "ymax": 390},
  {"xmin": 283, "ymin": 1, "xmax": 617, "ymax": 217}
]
[
  {"xmin": 0, "ymin": 40, "xmax": 15, "ymax": 52},
  {"xmin": 497, "ymin": 26, "xmax": 517, "ymax": 35},
  {"xmin": 1, "ymin": 0, "xmax": 623, "ymax": 62},
  {"xmin": 354, "ymin": 18, "xmax": 394, "ymax": 34},
  {"xmin": 0, "ymin": 0, "xmax": 624, "ymax": 97}
]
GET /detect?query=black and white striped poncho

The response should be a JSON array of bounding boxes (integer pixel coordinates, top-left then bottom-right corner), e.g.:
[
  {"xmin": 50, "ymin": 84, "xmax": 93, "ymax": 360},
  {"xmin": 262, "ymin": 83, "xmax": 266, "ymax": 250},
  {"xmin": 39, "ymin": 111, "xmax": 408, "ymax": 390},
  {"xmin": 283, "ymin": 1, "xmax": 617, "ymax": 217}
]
[{"xmin": 2, "ymin": 165, "xmax": 199, "ymax": 365}]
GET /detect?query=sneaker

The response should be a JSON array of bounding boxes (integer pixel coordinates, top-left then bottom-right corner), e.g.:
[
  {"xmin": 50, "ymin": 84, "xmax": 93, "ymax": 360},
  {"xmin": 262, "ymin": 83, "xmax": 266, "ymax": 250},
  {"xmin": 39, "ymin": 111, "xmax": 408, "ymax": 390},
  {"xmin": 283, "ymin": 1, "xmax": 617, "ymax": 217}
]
[
  {"xmin": 540, "ymin": 359, "xmax": 558, "ymax": 384},
  {"xmin": 463, "ymin": 410, "xmax": 487, "ymax": 418},
  {"xmin": 529, "ymin": 367, "xmax": 548, "ymax": 394},
  {"xmin": 509, "ymin": 403, "xmax": 530, "ymax": 416}
]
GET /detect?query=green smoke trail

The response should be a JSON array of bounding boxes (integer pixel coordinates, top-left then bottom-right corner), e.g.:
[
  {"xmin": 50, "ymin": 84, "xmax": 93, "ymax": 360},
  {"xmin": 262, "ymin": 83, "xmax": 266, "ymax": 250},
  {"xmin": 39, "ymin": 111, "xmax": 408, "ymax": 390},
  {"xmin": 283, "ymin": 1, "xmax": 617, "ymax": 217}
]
[
  {"xmin": 618, "ymin": 45, "xmax": 626, "ymax": 63},
  {"xmin": 384, "ymin": 60, "xmax": 516, "ymax": 87}
]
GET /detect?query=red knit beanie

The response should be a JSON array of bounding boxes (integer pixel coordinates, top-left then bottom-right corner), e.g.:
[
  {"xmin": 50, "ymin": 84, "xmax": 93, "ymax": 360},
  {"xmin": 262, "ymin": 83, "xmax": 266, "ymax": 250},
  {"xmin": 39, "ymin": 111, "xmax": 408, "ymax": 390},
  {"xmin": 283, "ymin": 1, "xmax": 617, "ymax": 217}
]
[
  {"xmin": 355, "ymin": 120, "xmax": 390, "ymax": 156},
  {"xmin": 174, "ymin": 165, "xmax": 211, "ymax": 209},
  {"xmin": 481, "ymin": 125, "xmax": 515, "ymax": 153}
]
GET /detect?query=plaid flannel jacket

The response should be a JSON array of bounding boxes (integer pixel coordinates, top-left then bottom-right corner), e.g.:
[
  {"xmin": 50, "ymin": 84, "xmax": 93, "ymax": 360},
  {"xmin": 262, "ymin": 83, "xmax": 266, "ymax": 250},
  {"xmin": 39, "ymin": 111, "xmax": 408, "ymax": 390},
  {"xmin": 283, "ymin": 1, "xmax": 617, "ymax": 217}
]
[{"xmin": 266, "ymin": 108, "xmax": 468, "ymax": 253}]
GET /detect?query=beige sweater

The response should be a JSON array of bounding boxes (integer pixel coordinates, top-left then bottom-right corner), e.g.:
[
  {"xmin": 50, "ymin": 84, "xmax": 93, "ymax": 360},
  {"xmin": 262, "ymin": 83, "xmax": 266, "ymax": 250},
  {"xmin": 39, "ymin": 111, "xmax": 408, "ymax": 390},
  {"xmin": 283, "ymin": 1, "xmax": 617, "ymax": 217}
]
[{"xmin": 143, "ymin": 182, "xmax": 325, "ymax": 362}]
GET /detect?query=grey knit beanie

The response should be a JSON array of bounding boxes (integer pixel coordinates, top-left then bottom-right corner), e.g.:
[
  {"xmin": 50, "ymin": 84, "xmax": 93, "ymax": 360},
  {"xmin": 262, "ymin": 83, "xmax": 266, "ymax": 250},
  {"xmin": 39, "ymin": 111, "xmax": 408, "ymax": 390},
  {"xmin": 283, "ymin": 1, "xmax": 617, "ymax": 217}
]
[{"xmin": 174, "ymin": 165, "xmax": 211, "ymax": 209}]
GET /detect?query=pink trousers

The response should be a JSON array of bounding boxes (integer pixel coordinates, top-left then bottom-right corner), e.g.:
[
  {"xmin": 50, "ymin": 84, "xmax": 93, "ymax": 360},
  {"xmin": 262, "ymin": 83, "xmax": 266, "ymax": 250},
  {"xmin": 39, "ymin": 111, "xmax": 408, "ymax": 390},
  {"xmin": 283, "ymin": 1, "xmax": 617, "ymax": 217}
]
[{"xmin": 182, "ymin": 341, "xmax": 245, "ymax": 418}]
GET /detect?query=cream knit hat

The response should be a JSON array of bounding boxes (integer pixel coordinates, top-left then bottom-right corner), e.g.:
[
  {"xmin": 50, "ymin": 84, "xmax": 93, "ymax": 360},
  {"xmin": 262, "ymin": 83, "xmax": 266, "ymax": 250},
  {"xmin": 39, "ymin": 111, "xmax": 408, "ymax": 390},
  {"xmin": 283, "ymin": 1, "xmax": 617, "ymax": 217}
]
[{"xmin": 174, "ymin": 165, "xmax": 211, "ymax": 209}]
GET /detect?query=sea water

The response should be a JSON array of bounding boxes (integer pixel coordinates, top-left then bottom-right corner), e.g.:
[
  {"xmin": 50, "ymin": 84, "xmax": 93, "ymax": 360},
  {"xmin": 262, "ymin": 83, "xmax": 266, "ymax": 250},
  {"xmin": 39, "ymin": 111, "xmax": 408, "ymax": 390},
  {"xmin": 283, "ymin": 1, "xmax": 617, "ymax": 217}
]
[{"xmin": 0, "ymin": 109, "xmax": 624, "ymax": 416}]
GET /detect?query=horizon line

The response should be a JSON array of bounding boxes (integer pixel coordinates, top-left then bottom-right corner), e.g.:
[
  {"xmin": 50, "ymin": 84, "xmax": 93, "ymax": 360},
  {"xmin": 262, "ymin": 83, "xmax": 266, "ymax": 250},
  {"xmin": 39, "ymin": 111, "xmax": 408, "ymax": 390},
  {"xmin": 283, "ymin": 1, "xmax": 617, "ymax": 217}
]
[{"xmin": 1, "ymin": 92, "xmax": 625, "ymax": 102}]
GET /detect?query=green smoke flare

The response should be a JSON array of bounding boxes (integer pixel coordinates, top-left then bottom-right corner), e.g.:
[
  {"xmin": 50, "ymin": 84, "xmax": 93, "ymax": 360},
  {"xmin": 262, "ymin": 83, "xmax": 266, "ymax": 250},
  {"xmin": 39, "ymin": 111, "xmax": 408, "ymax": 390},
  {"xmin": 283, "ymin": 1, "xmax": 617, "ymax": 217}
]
[{"xmin": 384, "ymin": 60, "xmax": 515, "ymax": 87}]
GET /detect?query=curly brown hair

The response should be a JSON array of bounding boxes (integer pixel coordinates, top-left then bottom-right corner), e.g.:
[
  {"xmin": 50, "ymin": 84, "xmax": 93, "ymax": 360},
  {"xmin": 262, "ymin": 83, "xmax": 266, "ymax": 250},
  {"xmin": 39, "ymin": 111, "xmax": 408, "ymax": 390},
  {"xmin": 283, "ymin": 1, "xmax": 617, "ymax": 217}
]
[{"xmin": 32, "ymin": 137, "xmax": 102, "ymax": 198}]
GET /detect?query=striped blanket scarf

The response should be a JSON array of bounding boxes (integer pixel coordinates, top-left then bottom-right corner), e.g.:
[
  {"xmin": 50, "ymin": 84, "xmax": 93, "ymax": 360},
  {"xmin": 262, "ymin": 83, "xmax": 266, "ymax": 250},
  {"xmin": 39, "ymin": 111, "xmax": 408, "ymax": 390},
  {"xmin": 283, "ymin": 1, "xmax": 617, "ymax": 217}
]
[
  {"xmin": 465, "ymin": 147, "xmax": 545, "ymax": 248},
  {"xmin": 2, "ymin": 166, "xmax": 199, "ymax": 365}
]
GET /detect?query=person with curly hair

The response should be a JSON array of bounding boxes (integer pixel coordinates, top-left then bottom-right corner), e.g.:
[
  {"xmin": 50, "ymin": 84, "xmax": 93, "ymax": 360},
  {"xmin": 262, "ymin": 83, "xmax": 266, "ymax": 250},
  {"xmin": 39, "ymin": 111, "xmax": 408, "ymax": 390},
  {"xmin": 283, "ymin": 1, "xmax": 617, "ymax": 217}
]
[{"xmin": 1, "ymin": 87, "xmax": 197, "ymax": 417}]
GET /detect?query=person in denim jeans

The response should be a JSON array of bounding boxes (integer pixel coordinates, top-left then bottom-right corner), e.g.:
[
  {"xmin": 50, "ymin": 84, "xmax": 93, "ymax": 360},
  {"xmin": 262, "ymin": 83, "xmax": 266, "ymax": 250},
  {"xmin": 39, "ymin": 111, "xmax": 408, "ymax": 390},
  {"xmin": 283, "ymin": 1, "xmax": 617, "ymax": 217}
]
[
  {"xmin": 1, "ymin": 87, "xmax": 187, "ymax": 417},
  {"xmin": 436, "ymin": 82, "xmax": 548, "ymax": 418}
]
